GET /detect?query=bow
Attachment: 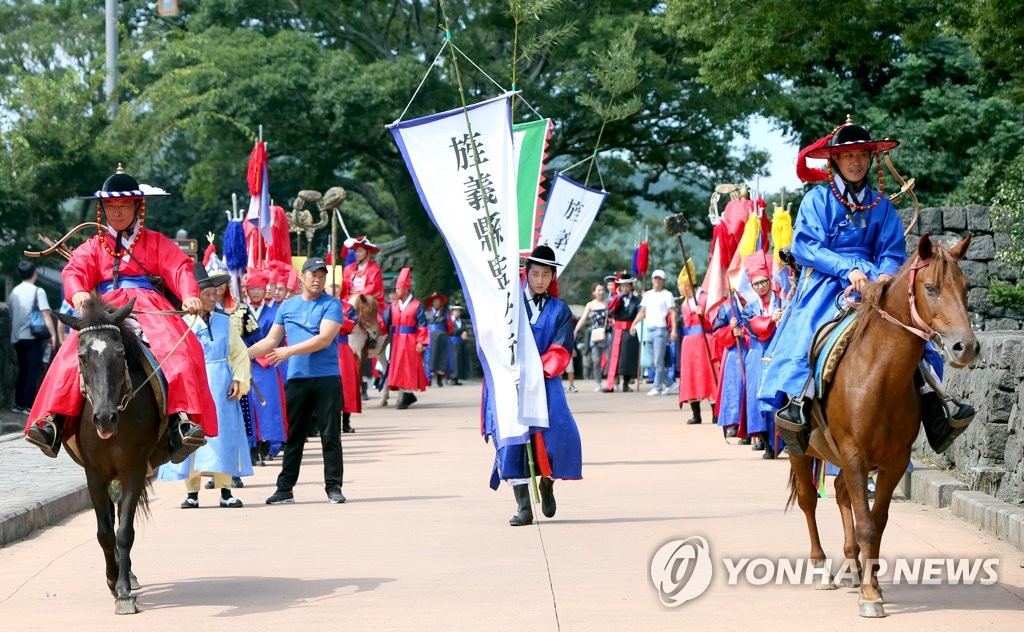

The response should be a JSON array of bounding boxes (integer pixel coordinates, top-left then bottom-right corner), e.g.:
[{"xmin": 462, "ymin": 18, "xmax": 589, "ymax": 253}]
[{"xmin": 883, "ymin": 152, "xmax": 919, "ymax": 237}]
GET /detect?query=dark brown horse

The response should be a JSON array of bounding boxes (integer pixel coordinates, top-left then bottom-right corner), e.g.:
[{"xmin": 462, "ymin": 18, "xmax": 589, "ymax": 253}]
[
  {"xmin": 787, "ymin": 234, "xmax": 978, "ymax": 617},
  {"xmin": 57, "ymin": 297, "xmax": 170, "ymax": 615}
]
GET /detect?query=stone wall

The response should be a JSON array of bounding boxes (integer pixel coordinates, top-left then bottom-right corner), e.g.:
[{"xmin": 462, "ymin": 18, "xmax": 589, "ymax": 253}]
[
  {"xmin": 901, "ymin": 205, "xmax": 1023, "ymax": 331},
  {"xmin": 916, "ymin": 332, "xmax": 1024, "ymax": 506}
]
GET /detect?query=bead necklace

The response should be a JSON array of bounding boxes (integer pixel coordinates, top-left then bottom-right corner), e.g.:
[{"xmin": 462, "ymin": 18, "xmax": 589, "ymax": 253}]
[
  {"xmin": 96, "ymin": 198, "xmax": 146, "ymax": 258},
  {"xmin": 827, "ymin": 155, "xmax": 885, "ymax": 213}
]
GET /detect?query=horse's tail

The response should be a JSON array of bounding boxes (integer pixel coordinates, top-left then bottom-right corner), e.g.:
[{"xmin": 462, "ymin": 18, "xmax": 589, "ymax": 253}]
[
  {"xmin": 113, "ymin": 477, "xmax": 153, "ymax": 523},
  {"xmin": 785, "ymin": 468, "xmax": 798, "ymax": 513}
]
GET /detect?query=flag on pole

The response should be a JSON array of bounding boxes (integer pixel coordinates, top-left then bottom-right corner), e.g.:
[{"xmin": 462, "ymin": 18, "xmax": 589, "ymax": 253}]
[
  {"xmin": 246, "ymin": 140, "xmax": 273, "ymax": 247},
  {"xmin": 535, "ymin": 172, "xmax": 607, "ymax": 271},
  {"xmin": 701, "ymin": 197, "xmax": 770, "ymax": 312},
  {"xmin": 512, "ymin": 118, "xmax": 552, "ymax": 255},
  {"xmin": 389, "ymin": 94, "xmax": 547, "ymax": 449}
]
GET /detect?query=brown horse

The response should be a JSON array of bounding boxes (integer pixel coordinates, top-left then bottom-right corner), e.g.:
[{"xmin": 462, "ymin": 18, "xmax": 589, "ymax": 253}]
[
  {"xmin": 56, "ymin": 297, "xmax": 170, "ymax": 615},
  {"xmin": 787, "ymin": 234, "xmax": 978, "ymax": 617},
  {"xmin": 347, "ymin": 293, "xmax": 387, "ymax": 366}
]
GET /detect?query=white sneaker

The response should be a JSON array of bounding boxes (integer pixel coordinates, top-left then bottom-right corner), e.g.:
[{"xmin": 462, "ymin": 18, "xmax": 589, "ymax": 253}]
[
  {"xmin": 661, "ymin": 384, "xmax": 678, "ymax": 395},
  {"xmin": 647, "ymin": 388, "xmax": 662, "ymax": 397}
]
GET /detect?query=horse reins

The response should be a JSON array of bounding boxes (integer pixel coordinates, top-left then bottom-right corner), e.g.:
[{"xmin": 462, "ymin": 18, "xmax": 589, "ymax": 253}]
[
  {"xmin": 843, "ymin": 255, "xmax": 940, "ymax": 347},
  {"xmin": 78, "ymin": 314, "xmax": 199, "ymax": 412}
]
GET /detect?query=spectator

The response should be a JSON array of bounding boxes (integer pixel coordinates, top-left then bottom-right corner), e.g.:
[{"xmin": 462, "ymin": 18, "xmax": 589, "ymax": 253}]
[{"xmin": 9, "ymin": 261, "xmax": 56, "ymax": 413}]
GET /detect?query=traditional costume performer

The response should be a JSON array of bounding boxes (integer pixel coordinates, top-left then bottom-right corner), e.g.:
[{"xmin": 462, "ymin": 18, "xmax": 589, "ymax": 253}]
[
  {"xmin": 760, "ymin": 117, "xmax": 975, "ymax": 453},
  {"xmin": 25, "ymin": 166, "xmax": 215, "ymax": 462},
  {"xmin": 738, "ymin": 252, "xmax": 782, "ymax": 459},
  {"xmin": 677, "ymin": 260, "xmax": 719, "ymax": 423},
  {"xmin": 384, "ymin": 268, "xmax": 428, "ymax": 409},
  {"xmin": 158, "ymin": 264, "xmax": 252, "ymax": 507},
  {"xmin": 487, "ymin": 245, "xmax": 583, "ymax": 527},
  {"xmin": 605, "ymin": 274, "xmax": 640, "ymax": 392},
  {"xmin": 446, "ymin": 305, "xmax": 470, "ymax": 384},
  {"xmin": 342, "ymin": 236, "xmax": 385, "ymax": 313},
  {"xmin": 711, "ymin": 297, "xmax": 746, "ymax": 436},
  {"xmin": 337, "ymin": 300, "xmax": 361, "ymax": 433},
  {"xmin": 246, "ymin": 267, "xmax": 288, "ymax": 460},
  {"xmin": 423, "ymin": 292, "xmax": 452, "ymax": 387}
]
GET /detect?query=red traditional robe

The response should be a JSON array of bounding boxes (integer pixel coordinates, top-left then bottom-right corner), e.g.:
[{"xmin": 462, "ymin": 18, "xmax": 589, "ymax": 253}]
[
  {"xmin": 384, "ymin": 296, "xmax": 429, "ymax": 391},
  {"xmin": 678, "ymin": 289, "xmax": 721, "ymax": 404},
  {"xmin": 337, "ymin": 302, "xmax": 362, "ymax": 414},
  {"xmin": 27, "ymin": 228, "xmax": 218, "ymax": 436},
  {"xmin": 343, "ymin": 259, "xmax": 385, "ymax": 314}
]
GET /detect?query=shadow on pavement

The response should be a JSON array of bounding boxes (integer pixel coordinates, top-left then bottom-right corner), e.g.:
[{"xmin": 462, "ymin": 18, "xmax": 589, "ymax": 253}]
[{"xmin": 138, "ymin": 575, "xmax": 395, "ymax": 616}]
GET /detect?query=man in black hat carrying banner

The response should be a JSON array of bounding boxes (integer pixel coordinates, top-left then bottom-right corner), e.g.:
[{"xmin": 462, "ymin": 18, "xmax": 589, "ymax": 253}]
[
  {"xmin": 489, "ymin": 245, "xmax": 582, "ymax": 526},
  {"xmin": 25, "ymin": 165, "xmax": 217, "ymax": 463}
]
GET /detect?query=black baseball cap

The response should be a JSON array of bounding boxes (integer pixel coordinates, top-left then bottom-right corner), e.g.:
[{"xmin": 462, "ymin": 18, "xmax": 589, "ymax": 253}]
[{"xmin": 301, "ymin": 257, "xmax": 328, "ymax": 274}]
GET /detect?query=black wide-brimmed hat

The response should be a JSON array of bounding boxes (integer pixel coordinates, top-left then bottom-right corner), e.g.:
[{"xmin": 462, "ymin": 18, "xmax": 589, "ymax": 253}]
[
  {"xmin": 524, "ymin": 244, "xmax": 561, "ymax": 268},
  {"xmin": 194, "ymin": 261, "xmax": 229, "ymax": 290},
  {"xmin": 804, "ymin": 122, "xmax": 899, "ymax": 160},
  {"xmin": 83, "ymin": 163, "xmax": 170, "ymax": 200}
]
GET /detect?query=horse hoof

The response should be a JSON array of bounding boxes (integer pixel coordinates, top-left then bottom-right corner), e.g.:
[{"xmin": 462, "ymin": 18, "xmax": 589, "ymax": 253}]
[
  {"xmin": 114, "ymin": 596, "xmax": 139, "ymax": 615},
  {"xmin": 838, "ymin": 576, "xmax": 860, "ymax": 588},
  {"xmin": 858, "ymin": 601, "xmax": 886, "ymax": 618},
  {"xmin": 130, "ymin": 572, "xmax": 141, "ymax": 591},
  {"xmin": 814, "ymin": 580, "xmax": 837, "ymax": 591}
]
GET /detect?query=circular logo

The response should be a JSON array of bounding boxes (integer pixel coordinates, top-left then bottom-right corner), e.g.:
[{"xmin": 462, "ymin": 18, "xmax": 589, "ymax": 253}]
[{"xmin": 650, "ymin": 536, "xmax": 714, "ymax": 607}]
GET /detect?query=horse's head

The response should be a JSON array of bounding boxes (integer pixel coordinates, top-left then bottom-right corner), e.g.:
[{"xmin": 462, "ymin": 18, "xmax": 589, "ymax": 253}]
[
  {"xmin": 350, "ymin": 293, "xmax": 380, "ymax": 331},
  {"xmin": 57, "ymin": 297, "xmax": 136, "ymax": 439},
  {"xmin": 913, "ymin": 234, "xmax": 979, "ymax": 367}
]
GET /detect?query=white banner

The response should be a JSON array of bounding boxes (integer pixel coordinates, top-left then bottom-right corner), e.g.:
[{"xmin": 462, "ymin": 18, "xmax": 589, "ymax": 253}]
[
  {"xmin": 389, "ymin": 94, "xmax": 547, "ymax": 448},
  {"xmin": 537, "ymin": 172, "xmax": 607, "ymax": 271}
]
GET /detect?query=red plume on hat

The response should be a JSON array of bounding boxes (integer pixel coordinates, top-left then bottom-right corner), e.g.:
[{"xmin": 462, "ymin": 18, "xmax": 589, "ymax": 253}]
[
  {"xmin": 796, "ymin": 133, "xmax": 833, "ymax": 183},
  {"xmin": 396, "ymin": 267, "xmax": 412, "ymax": 289}
]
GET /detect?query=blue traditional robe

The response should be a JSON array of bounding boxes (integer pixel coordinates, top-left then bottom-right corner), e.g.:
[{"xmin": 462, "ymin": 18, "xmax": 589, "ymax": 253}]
[
  {"xmin": 158, "ymin": 312, "xmax": 253, "ymax": 480},
  {"xmin": 758, "ymin": 180, "xmax": 905, "ymax": 410},
  {"xmin": 712, "ymin": 300, "xmax": 745, "ymax": 429},
  {"xmin": 250, "ymin": 300, "xmax": 287, "ymax": 454},
  {"xmin": 487, "ymin": 293, "xmax": 583, "ymax": 489},
  {"xmin": 740, "ymin": 293, "xmax": 779, "ymax": 439}
]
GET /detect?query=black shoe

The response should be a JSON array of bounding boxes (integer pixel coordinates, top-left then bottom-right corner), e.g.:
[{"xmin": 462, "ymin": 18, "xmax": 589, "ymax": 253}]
[
  {"xmin": 231, "ymin": 477, "xmax": 243, "ymax": 488},
  {"xmin": 435, "ymin": 374, "xmax": 444, "ymax": 387},
  {"xmin": 752, "ymin": 437, "xmax": 766, "ymax": 451},
  {"xmin": 509, "ymin": 484, "xmax": 533, "ymax": 526},
  {"xmin": 342, "ymin": 422, "xmax": 355, "ymax": 433},
  {"xmin": 451, "ymin": 379, "xmax": 462, "ymax": 386},
  {"xmin": 327, "ymin": 487, "xmax": 347, "ymax": 504},
  {"xmin": 921, "ymin": 392, "xmax": 975, "ymax": 454},
  {"xmin": 622, "ymin": 383, "xmax": 633, "ymax": 393},
  {"xmin": 180, "ymin": 497, "xmax": 199, "ymax": 509},
  {"xmin": 539, "ymin": 477, "xmax": 556, "ymax": 518},
  {"xmin": 396, "ymin": 392, "xmax": 418, "ymax": 410},
  {"xmin": 725, "ymin": 426, "xmax": 738, "ymax": 438},
  {"xmin": 26, "ymin": 419, "xmax": 61, "ymax": 458},
  {"xmin": 763, "ymin": 443, "xmax": 776, "ymax": 459},
  {"xmin": 220, "ymin": 496, "xmax": 243, "ymax": 508},
  {"xmin": 775, "ymin": 400, "xmax": 810, "ymax": 458},
  {"xmin": 361, "ymin": 381, "xmax": 369, "ymax": 401},
  {"xmin": 685, "ymin": 402, "xmax": 703, "ymax": 425},
  {"xmin": 738, "ymin": 437, "xmax": 751, "ymax": 445},
  {"xmin": 266, "ymin": 490, "xmax": 295, "ymax": 505},
  {"xmin": 169, "ymin": 416, "xmax": 206, "ymax": 464},
  {"xmin": 775, "ymin": 400, "xmax": 802, "ymax": 425}
]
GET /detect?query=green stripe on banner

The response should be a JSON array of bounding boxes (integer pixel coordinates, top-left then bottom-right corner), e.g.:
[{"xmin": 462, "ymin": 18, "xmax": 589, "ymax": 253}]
[{"xmin": 512, "ymin": 119, "xmax": 551, "ymax": 252}]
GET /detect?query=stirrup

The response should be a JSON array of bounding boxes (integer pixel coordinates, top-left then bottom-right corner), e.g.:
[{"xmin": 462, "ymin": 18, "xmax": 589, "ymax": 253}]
[
  {"xmin": 168, "ymin": 414, "xmax": 206, "ymax": 464},
  {"xmin": 25, "ymin": 417, "xmax": 61, "ymax": 458}
]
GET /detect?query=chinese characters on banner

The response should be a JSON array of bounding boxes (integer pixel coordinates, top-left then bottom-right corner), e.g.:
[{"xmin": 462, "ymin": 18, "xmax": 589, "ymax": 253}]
[
  {"xmin": 537, "ymin": 172, "xmax": 608, "ymax": 271},
  {"xmin": 389, "ymin": 94, "xmax": 547, "ymax": 448}
]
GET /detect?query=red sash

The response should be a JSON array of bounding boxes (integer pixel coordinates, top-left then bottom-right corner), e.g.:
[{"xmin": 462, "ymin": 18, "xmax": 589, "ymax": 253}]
[{"xmin": 605, "ymin": 321, "xmax": 631, "ymax": 391}]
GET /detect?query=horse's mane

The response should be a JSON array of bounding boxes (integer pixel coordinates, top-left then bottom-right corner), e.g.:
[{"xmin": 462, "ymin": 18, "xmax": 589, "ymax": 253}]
[
  {"xmin": 847, "ymin": 243, "xmax": 958, "ymax": 344},
  {"xmin": 79, "ymin": 297, "xmax": 146, "ymax": 371}
]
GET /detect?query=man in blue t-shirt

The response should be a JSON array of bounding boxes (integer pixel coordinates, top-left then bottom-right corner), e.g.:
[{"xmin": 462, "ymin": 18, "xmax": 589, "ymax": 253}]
[{"xmin": 247, "ymin": 257, "xmax": 346, "ymax": 504}]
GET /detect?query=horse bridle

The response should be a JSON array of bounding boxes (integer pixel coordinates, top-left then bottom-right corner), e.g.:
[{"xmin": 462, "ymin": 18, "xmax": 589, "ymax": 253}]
[
  {"xmin": 872, "ymin": 256, "xmax": 950, "ymax": 352},
  {"xmin": 77, "ymin": 324, "xmax": 134, "ymax": 413}
]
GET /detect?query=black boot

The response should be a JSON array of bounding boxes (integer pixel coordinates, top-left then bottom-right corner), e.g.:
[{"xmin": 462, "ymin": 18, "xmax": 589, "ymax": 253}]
[
  {"xmin": 686, "ymin": 401, "xmax": 703, "ymax": 425},
  {"xmin": 25, "ymin": 417, "xmax": 62, "ymax": 458},
  {"xmin": 168, "ymin": 414, "xmax": 207, "ymax": 464},
  {"xmin": 342, "ymin": 412, "xmax": 355, "ymax": 433},
  {"xmin": 435, "ymin": 373, "xmax": 444, "ymax": 387},
  {"xmin": 260, "ymin": 440, "xmax": 272, "ymax": 462},
  {"xmin": 752, "ymin": 436, "xmax": 766, "ymax": 451},
  {"xmin": 361, "ymin": 380, "xmax": 369, "ymax": 401},
  {"xmin": 921, "ymin": 391, "xmax": 975, "ymax": 454},
  {"xmin": 396, "ymin": 392, "xmax": 418, "ymax": 410},
  {"xmin": 509, "ymin": 484, "xmax": 533, "ymax": 526},
  {"xmin": 763, "ymin": 442, "xmax": 776, "ymax": 459},
  {"xmin": 622, "ymin": 378, "xmax": 633, "ymax": 393},
  {"xmin": 539, "ymin": 477, "xmax": 556, "ymax": 518},
  {"xmin": 774, "ymin": 399, "xmax": 809, "ymax": 459}
]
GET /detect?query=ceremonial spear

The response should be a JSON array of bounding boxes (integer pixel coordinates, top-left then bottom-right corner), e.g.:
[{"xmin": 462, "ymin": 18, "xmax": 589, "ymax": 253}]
[{"xmin": 663, "ymin": 213, "xmax": 718, "ymax": 388}]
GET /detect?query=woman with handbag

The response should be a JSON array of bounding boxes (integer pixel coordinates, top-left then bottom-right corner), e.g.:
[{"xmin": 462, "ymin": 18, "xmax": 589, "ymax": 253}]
[
  {"xmin": 8, "ymin": 261, "xmax": 56, "ymax": 413},
  {"xmin": 573, "ymin": 282, "xmax": 609, "ymax": 392}
]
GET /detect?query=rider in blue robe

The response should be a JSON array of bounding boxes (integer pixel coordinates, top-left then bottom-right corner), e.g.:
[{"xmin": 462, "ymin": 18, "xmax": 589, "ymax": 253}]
[{"xmin": 759, "ymin": 118, "xmax": 974, "ymax": 454}]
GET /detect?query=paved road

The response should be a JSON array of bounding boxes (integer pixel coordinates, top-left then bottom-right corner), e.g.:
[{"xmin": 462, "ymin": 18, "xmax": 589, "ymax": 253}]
[{"xmin": 0, "ymin": 382, "xmax": 1021, "ymax": 630}]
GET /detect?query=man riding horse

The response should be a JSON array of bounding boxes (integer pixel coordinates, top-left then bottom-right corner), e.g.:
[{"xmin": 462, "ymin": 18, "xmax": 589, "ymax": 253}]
[
  {"xmin": 25, "ymin": 165, "xmax": 217, "ymax": 462},
  {"xmin": 759, "ymin": 117, "xmax": 975, "ymax": 453}
]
